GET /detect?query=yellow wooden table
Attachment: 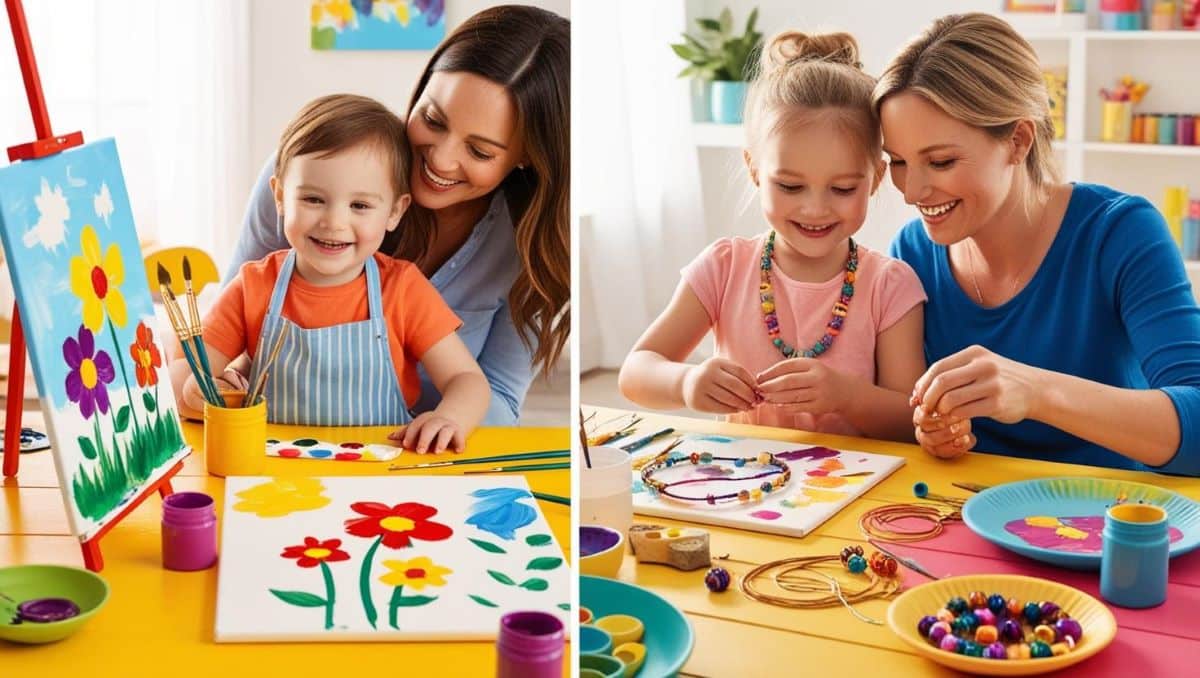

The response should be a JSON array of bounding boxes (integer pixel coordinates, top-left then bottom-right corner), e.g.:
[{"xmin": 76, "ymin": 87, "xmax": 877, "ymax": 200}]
[
  {"xmin": 584, "ymin": 406, "xmax": 1200, "ymax": 678},
  {"xmin": 1, "ymin": 418, "xmax": 570, "ymax": 676}
]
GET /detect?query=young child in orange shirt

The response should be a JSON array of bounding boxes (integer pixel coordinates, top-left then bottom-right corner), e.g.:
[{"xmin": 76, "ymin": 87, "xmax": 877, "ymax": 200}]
[{"xmin": 170, "ymin": 94, "xmax": 489, "ymax": 453}]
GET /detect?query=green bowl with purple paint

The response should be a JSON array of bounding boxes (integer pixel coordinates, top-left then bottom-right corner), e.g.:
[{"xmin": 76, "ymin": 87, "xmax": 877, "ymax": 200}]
[{"xmin": 0, "ymin": 565, "xmax": 109, "ymax": 644}]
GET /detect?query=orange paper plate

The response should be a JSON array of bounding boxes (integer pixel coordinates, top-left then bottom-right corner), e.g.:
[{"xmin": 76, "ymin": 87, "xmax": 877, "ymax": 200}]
[{"xmin": 887, "ymin": 574, "xmax": 1116, "ymax": 676}]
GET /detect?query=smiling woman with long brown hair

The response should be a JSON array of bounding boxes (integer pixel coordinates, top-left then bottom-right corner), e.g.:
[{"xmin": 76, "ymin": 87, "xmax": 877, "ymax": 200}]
[{"xmin": 222, "ymin": 5, "xmax": 569, "ymax": 425}]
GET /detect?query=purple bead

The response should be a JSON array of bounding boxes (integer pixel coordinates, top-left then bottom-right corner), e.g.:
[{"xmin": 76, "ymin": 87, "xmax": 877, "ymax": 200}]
[
  {"xmin": 928, "ymin": 624, "xmax": 949, "ymax": 644},
  {"xmin": 974, "ymin": 608, "xmax": 997, "ymax": 627},
  {"xmin": 1000, "ymin": 619, "xmax": 1023, "ymax": 642},
  {"xmin": 820, "ymin": 334, "xmax": 833, "ymax": 345},
  {"xmin": 987, "ymin": 594, "xmax": 1007, "ymax": 616},
  {"xmin": 1040, "ymin": 601, "xmax": 1060, "ymax": 620},
  {"xmin": 1056, "ymin": 618, "xmax": 1083, "ymax": 643},
  {"xmin": 939, "ymin": 634, "xmax": 961, "ymax": 652},
  {"xmin": 984, "ymin": 642, "xmax": 1008, "ymax": 660},
  {"xmin": 704, "ymin": 567, "xmax": 731, "ymax": 592},
  {"xmin": 917, "ymin": 615, "xmax": 937, "ymax": 637},
  {"xmin": 830, "ymin": 317, "xmax": 843, "ymax": 330}
]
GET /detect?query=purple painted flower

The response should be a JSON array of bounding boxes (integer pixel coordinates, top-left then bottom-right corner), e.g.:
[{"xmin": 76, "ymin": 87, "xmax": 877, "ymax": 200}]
[
  {"xmin": 63, "ymin": 324, "xmax": 115, "ymax": 419},
  {"xmin": 414, "ymin": 0, "xmax": 443, "ymax": 26}
]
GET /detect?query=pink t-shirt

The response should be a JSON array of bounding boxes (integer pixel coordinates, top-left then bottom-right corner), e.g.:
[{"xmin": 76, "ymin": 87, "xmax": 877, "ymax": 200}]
[{"xmin": 681, "ymin": 233, "xmax": 927, "ymax": 435}]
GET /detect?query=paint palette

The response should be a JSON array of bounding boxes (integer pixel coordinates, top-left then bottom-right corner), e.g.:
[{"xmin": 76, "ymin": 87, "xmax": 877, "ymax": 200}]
[
  {"xmin": 216, "ymin": 476, "xmax": 569, "ymax": 642},
  {"xmin": 265, "ymin": 438, "xmax": 401, "ymax": 462},
  {"xmin": 630, "ymin": 435, "xmax": 905, "ymax": 538},
  {"xmin": 0, "ymin": 428, "xmax": 51, "ymax": 454},
  {"xmin": 962, "ymin": 477, "xmax": 1200, "ymax": 570}
]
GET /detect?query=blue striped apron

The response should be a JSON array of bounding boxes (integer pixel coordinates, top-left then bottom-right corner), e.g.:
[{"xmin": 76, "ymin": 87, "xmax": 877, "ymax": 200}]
[{"xmin": 245, "ymin": 250, "xmax": 411, "ymax": 426}]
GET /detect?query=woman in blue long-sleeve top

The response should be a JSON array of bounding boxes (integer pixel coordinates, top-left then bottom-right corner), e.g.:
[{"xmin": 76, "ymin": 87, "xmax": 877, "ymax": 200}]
[
  {"xmin": 225, "ymin": 6, "xmax": 569, "ymax": 425},
  {"xmin": 876, "ymin": 13, "xmax": 1200, "ymax": 476}
]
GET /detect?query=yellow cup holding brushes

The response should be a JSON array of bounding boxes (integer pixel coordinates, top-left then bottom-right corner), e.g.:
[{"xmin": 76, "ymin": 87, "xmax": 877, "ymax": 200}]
[{"xmin": 204, "ymin": 390, "xmax": 266, "ymax": 477}]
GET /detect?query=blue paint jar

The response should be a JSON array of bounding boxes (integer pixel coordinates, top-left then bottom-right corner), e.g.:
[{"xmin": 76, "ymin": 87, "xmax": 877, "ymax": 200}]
[
  {"xmin": 1158, "ymin": 114, "xmax": 1177, "ymax": 144},
  {"xmin": 1100, "ymin": 503, "xmax": 1169, "ymax": 608}
]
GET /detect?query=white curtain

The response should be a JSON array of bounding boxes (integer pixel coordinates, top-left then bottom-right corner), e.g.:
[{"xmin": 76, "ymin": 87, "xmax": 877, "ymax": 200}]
[
  {"xmin": 576, "ymin": 0, "xmax": 708, "ymax": 371},
  {"xmin": 0, "ymin": 0, "xmax": 251, "ymax": 312}
]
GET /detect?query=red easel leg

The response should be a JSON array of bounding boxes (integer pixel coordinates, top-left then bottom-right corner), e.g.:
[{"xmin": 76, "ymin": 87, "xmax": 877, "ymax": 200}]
[
  {"xmin": 158, "ymin": 479, "xmax": 174, "ymax": 498},
  {"xmin": 81, "ymin": 537, "xmax": 103, "ymax": 572},
  {"xmin": 3, "ymin": 303, "xmax": 27, "ymax": 478}
]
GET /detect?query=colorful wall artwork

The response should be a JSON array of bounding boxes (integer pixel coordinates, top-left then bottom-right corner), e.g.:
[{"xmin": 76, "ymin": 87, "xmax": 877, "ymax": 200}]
[
  {"xmin": 311, "ymin": 0, "xmax": 445, "ymax": 51},
  {"xmin": 631, "ymin": 436, "xmax": 905, "ymax": 538},
  {"xmin": 0, "ymin": 138, "xmax": 189, "ymax": 540},
  {"xmin": 217, "ymin": 476, "xmax": 569, "ymax": 641}
]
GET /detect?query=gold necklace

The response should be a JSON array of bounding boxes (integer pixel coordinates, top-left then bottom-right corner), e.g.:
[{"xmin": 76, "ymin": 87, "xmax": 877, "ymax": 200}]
[{"xmin": 964, "ymin": 198, "xmax": 1052, "ymax": 306}]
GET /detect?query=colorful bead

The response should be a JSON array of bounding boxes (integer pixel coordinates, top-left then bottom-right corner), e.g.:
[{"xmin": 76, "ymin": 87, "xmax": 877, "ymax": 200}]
[
  {"xmin": 951, "ymin": 612, "xmax": 978, "ymax": 634},
  {"xmin": 1006, "ymin": 597, "xmax": 1023, "ymax": 617},
  {"xmin": 1055, "ymin": 618, "xmax": 1083, "ymax": 643},
  {"xmin": 750, "ymin": 488, "xmax": 763, "ymax": 501},
  {"xmin": 868, "ymin": 551, "xmax": 898, "ymax": 577},
  {"xmin": 1008, "ymin": 643, "xmax": 1031, "ymax": 660},
  {"xmin": 987, "ymin": 594, "xmax": 1007, "ymax": 616},
  {"xmin": 928, "ymin": 621, "xmax": 951, "ymax": 644},
  {"xmin": 704, "ymin": 567, "xmax": 731, "ymax": 592},
  {"xmin": 974, "ymin": 624, "xmax": 998, "ymax": 645},
  {"xmin": 1034, "ymin": 624, "xmax": 1057, "ymax": 644},
  {"xmin": 699, "ymin": 452, "xmax": 713, "ymax": 464},
  {"xmin": 961, "ymin": 640, "xmax": 983, "ymax": 657},
  {"xmin": 967, "ymin": 590, "xmax": 987, "ymax": 609},
  {"xmin": 757, "ymin": 452, "xmax": 773, "ymax": 465},
  {"xmin": 734, "ymin": 457, "xmax": 746, "ymax": 467},
  {"xmin": 939, "ymin": 634, "xmax": 961, "ymax": 652},
  {"xmin": 760, "ymin": 231, "xmax": 857, "ymax": 359},
  {"xmin": 840, "ymin": 545, "xmax": 864, "ymax": 566},
  {"xmin": 1000, "ymin": 619, "xmax": 1023, "ymax": 642},
  {"xmin": 913, "ymin": 482, "xmax": 930, "ymax": 499},
  {"xmin": 760, "ymin": 482, "xmax": 773, "ymax": 493},
  {"xmin": 935, "ymin": 608, "xmax": 955, "ymax": 624},
  {"xmin": 1024, "ymin": 601, "xmax": 1043, "ymax": 624},
  {"xmin": 984, "ymin": 642, "xmax": 1007, "ymax": 660},
  {"xmin": 689, "ymin": 452, "xmax": 700, "ymax": 465},
  {"xmin": 705, "ymin": 494, "xmax": 716, "ymax": 505},
  {"xmin": 1051, "ymin": 642, "xmax": 1070, "ymax": 657},
  {"xmin": 974, "ymin": 608, "xmax": 997, "ymax": 628},
  {"xmin": 738, "ymin": 489, "xmax": 750, "ymax": 502},
  {"xmin": 846, "ymin": 554, "xmax": 867, "ymax": 574},
  {"xmin": 1039, "ymin": 601, "xmax": 1060, "ymax": 620},
  {"xmin": 917, "ymin": 615, "xmax": 938, "ymax": 637},
  {"xmin": 1029, "ymin": 640, "xmax": 1053, "ymax": 659},
  {"xmin": 946, "ymin": 597, "xmax": 968, "ymax": 615}
]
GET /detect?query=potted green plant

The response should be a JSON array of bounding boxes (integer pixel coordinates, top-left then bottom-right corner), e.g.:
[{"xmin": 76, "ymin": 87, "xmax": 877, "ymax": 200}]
[{"xmin": 670, "ymin": 7, "xmax": 762, "ymax": 124}]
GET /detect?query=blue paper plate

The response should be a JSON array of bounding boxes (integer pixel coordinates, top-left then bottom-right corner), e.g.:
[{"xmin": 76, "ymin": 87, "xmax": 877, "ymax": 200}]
[
  {"xmin": 580, "ymin": 575, "xmax": 694, "ymax": 677},
  {"xmin": 962, "ymin": 477, "xmax": 1200, "ymax": 570}
]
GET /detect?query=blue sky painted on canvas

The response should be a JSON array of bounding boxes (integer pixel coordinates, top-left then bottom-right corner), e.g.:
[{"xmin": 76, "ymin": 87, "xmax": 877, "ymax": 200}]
[{"xmin": 0, "ymin": 138, "xmax": 159, "ymax": 411}]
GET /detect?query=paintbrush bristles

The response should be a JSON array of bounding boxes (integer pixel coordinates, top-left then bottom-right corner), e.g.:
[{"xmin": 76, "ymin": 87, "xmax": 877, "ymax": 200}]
[
  {"xmin": 156, "ymin": 262, "xmax": 173, "ymax": 287},
  {"xmin": 182, "ymin": 255, "xmax": 193, "ymax": 282}
]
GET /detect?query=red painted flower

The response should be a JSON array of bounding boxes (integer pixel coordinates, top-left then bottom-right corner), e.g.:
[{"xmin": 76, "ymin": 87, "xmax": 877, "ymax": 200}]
[
  {"xmin": 344, "ymin": 502, "xmax": 453, "ymax": 549},
  {"xmin": 281, "ymin": 537, "xmax": 350, "ymax": 568},
  {"xmin": 129, "ymin": 320, "xmax": 162, "ymax": 387}
]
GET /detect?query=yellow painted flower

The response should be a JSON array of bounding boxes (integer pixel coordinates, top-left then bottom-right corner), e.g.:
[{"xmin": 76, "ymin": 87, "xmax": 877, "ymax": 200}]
[
  {"xmin": 232, "ymin": 477, "xmax": 331, "ymax": 518},
  {"xmin": 69, "ymin": 225, "xmax": 127, "ymax": 331},
  {"xmin": 379, "ymin": 556, "xmax": 452, "ymax": 590}
]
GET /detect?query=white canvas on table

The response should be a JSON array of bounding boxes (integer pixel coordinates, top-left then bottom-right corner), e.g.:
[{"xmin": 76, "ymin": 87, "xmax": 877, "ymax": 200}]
[
  {"xmin": 631, "ymin": 434, "xmax": 905, "ymax": 538},
  {"xmin": 0, "ymin": 138, "xmax": 189, "ymax": 540},
  {"xmin": 217, "ymin": 475, "xmax": 570, "ymax": 642}
]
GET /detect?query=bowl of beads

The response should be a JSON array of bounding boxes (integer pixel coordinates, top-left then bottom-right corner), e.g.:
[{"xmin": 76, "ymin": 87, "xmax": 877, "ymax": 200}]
[
  {"xmin": 581, "ymin": 575, "xmax": 693, "ymax": 677},
  {"xmin": 580, "ymin": 525, "xmax": 626, "ymax": 578},
  {"xmin": 0, "ymin": 564, "xmax": 110, "ymax": 644},
  {"xmin": 887, "ymin": 574, "xmax": 1116, "ymax": 676}
]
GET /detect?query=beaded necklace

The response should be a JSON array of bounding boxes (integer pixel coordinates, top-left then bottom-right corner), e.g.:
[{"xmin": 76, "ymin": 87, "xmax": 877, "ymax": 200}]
[
  {"xmin": 640, "ymin": 450, "xmax": 791, "ymax": 505},
  {"xmin": 760, "ymin": 231, "xmax": 858, "ymax": 359}
]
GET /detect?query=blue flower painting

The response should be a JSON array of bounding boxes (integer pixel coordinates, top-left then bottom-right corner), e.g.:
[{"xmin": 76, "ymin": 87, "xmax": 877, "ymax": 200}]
[{"xmin": 465, "ymin": 488, "xmax": 536, "ymax": 540}]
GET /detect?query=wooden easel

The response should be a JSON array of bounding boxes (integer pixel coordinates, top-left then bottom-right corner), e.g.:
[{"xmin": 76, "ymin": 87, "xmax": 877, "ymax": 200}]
[{"xmin": 2, "ymin": 0, "xmax": 181, "ymax": 571}]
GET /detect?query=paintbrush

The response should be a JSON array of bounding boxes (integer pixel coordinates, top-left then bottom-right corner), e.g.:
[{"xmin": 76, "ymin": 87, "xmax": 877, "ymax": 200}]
[
  {"xmin": 532, "ymin": 492, "xmax": 570, "ymax": 506},
  {"xmin": 951, "ymin": 482, "xmax": 990, "ymax": 494},
  {"xmin": 621, "ymin": 427, "xmax": 676, "ymax": 453},
  {"xmin": 158, "ymin": 266, "xmax": 220, "ymax": 403},
  {"xmin": 387, "ymin": 449, "xmax": 569, "ymax": 470},
  {"xmin": 462, "ymin": 461, "xmax": 571, "ymax": 474},
  {"xmin": 244, "ymin": 325, "xmax": 289, "ymax": 407},
  {"xmin": 867, "ymin": 539, "xmax": 941, "ymax": 580},
  {"xmin": 579, "ymin": 406, "xmax": 592, "ymax": 469},
  {"xmin": 172, "ymin": 260, "xmax": 220, "ymax": 404},
  {"xmin": 159, "ymin": 281, "xmax": 219, "ymax": 405}
]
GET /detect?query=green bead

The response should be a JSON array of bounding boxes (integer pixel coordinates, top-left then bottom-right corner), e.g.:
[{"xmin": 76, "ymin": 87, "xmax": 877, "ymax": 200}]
[
  {"xmin": 842, "ymin": 284, "xmax": 854, "ymax": 296},
  {"xmin": 773, "ymin": 338, "xmax": 783, "ymax": 347}
]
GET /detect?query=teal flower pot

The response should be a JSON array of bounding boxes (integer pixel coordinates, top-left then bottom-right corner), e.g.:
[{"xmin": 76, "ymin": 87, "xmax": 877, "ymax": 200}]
[{"xmin": 710, "ymin": 81, "xmax": 746, "ymax": 124}]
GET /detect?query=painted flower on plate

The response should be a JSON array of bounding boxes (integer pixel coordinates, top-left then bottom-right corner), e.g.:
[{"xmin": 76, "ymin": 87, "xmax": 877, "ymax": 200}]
[
  {"xmin": 344, "ymin": 502, "xmax": 452, "ymax": 548},
  {"xmin": 63, "ymin": 324, "xmax": 115, "ymax": 419}
]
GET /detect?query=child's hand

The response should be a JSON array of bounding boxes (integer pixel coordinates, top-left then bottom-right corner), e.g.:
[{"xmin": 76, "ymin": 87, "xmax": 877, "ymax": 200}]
[
  {"xmin": 755, "ymin": 358, "xmax": 850, "ymax": 415},
  {"xmin": 912, "ymin": 408, "xmax": 975, "ymax": 459},
  {"xmin": 389, "ymin": 411, "xmax": 466, "ymax": 454},
  {"xmin": 681, "ymin": 357, "xmax": 759, "ymax": 413},
  {"xmin": 181, "ymin": 374, "xmax": 209, "ymax": 413}
]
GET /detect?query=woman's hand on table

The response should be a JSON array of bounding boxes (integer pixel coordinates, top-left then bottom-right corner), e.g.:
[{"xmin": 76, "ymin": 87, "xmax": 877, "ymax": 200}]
[
  {"xmin": 913, "ymin": 344, "xmax": 1042, "ymax": 424},
  {"xmin": 755, "ymin": 358, "xmax": 851, "ymax": 415},
  {"xmin": 389, "ymin": 411, "xmax": 466, "ymax": 454}
]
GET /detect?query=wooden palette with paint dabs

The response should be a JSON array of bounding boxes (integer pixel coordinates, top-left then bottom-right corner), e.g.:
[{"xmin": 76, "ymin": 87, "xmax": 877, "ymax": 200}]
[
  {"xmin": 216, "ymin": 476, "xmax": 569, "ymax": 642},
  {"xmin": 630, "ymin": 435, "xmax": 905, "ymax": 538}
]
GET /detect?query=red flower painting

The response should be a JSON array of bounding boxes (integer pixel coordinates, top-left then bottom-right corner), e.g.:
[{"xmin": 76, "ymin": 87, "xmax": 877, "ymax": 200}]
[
  {"xmin": 344, "ymin": 502, "xmax": 453, "ymax": 549},
  {"xmin": 280, "ymin": 537, "xmax": 351, "ymax": 568}
]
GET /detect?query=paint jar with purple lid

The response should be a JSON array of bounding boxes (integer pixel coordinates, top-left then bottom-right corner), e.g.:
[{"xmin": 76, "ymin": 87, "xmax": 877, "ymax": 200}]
[
  {"xmin": 496, "ymin": 610, "xmax": 565, "ymax": 678},
  {"xmin": 161, "ymin": 491, "xmax": 218, "ymax": 571}
]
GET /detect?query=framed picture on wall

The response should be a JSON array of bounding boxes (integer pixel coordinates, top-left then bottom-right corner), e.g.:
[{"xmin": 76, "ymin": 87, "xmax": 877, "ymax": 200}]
[
  {"xmin": 1004, "ymin": 0, "xmax": 1059, "ymax": 11},
  {"xmin": 310, "ymin": 0, "xmax": 446, "ymax": 50}
]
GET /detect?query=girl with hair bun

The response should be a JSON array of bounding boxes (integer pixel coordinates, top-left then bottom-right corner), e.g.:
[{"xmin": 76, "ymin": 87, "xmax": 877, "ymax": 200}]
[{"xmin": 619, "ymin": 31, "xmax": 927, "ymax": 441}]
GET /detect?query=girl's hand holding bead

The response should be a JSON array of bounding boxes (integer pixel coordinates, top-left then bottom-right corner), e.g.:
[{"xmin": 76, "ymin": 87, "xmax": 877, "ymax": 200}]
[
  {"xmin": 912, "ymin": 344, "xmax": 1043, "ymax": 425},
  {"xmin": 755, "ymin": 358, "xmax": 851, "ymax": 416},
  {"xmin": 390, "ymin": 411, "xmax": 466, "ymax": 454},
  {"xmin": 681, "ymin": 357, "xmax": 759, "ymax": 414},
  {"xmin": 912, "ymin": 408, "xmax": 975, "ymax": 459}
]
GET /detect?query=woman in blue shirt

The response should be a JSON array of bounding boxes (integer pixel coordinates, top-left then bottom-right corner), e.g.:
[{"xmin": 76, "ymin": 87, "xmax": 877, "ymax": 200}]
[
  {"xmin": 876, "ymin": 13, "xmax": 1200, "ymax": 476},
  {"xmin": 226, "ymin": 5, "xmax": 569, "ymax": 425}
]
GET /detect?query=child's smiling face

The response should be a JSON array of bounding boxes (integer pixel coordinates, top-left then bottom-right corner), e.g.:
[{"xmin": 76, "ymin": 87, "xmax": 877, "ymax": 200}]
[
  {"xmin": 748, "ymin": 111, "xmax": 880, "ymax": 277},
  {"xmin": 272, "ymin": 140, "xmax": 409, "ymax": 286}
]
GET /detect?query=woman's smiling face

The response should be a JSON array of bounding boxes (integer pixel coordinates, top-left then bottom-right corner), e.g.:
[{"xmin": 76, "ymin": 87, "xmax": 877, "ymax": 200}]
[
  {"xmin": 880, "ymin": 91, "xmax": 1018, "ymax": 244},
  {"xmin": 405, "ymin": 71, "xmax": 527, "ymax": 211}
]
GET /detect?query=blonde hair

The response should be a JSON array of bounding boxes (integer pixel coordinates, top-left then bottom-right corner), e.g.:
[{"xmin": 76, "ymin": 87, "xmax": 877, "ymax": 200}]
[
  {"xmin": 872, "ymin": 13, "xmax": 1060, "ymax": 195},
  {"xmin": 744, "ymin": 31, "xmax": 881, "ymax": 177},
  {"xmin": 275, "ymin": 94, "xmax": 409, "ymax": 200}
]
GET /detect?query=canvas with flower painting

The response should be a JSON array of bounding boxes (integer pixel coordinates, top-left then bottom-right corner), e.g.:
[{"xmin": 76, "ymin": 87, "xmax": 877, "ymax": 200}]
[
  {"xmin": 0, "ymin": 138, "xmax": 188, "ymax": 539},
  {"xmin": 310, "ymin": 0, "xmax": 445, "ymax": 51},
  {"xmin": 216, "ymin": 475, "xmax": 569, "ymax": 641}
]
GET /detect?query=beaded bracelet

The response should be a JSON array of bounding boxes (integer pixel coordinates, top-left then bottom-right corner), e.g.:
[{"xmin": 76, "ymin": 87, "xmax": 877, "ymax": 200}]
[
  {"xmin": 640, "ymin": 451, "xmax": 791, "ymax": 505},
  {"xmin": 919, "ymin": 592, "xmax": 1084, "ymax": 660}
]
